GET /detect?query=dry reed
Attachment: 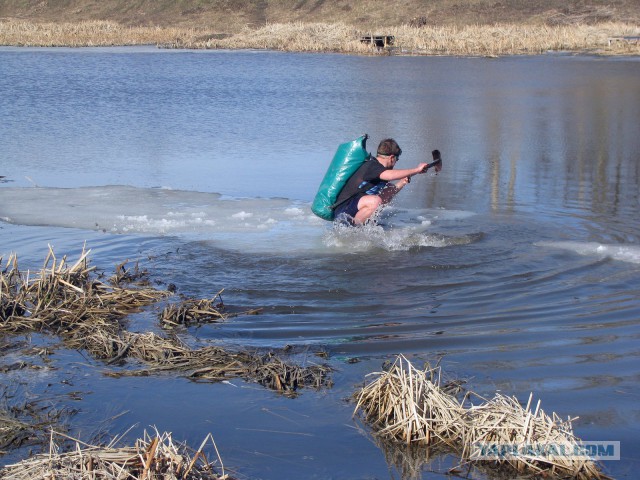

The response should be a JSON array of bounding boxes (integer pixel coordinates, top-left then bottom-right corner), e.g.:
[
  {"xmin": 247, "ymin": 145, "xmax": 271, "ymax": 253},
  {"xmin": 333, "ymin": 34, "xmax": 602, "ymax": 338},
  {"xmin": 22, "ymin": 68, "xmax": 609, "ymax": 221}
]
[
  {"xmin": 461, "ymin": 392, "xmax": 606, "ymax": 479},
  {"xmin": 160, "ymin": 292, "xmax": 227, "ymax": 329},
  {"xmin": 195, "ymin": 22, "xmax": 372, "ymax": 54},
  {"xmin": 109, "ymin": 259, "xmax": 151, "ymax": 287},
  {"xmin": 391, "ymin": 22, "xmax": 640, "ymax": 56},
  {"xmin": 0, "ymin": 19, "xmax": 204, "ymax": 47},
  {"xmin": 193, "ymin": 21, "xmax": 640, "ymax": 56},
  {"xmin": 102, "ymin": 333, "xmax": 331, "ymax": 395},
  {"xmin": 160, "ymin": 292, "xmax": 262, "ymax": 330},
  {"xmin": 0, "ymin": 428, "xmax": 230, "ymax": 479},
  {"xmin": 0, "ymin": 412, "xmax": 37, "ymax": 454},
  {"xmin": 353, "ymin": 355, "xmax": 611, "ymax": 479},
  {"xmin": 354, "ymin": 356, "xmax": 464, "ymax": 447},
  {"xmin": 1, "ymin": 18, "xmax": 638, "ymax": 55},
  {"xmin": 0, "ymin": 246, "xmax": 169, "ymax": 337},
  {"xmin": 0, "ymin": 247, "xmax": 331, "ymax": 395}
]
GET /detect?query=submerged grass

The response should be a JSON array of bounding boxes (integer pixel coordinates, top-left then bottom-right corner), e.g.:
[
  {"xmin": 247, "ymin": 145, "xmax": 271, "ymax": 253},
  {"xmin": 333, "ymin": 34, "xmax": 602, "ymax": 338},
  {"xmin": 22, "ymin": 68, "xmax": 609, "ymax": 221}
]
[
  {"xmin": 1, "ymin": 18, "xmax": 638, "ymax": 55},
  {"xmin": 0, "ymin": 380, "xmax": 77, "ymax": 458},
  {"xmin": 353, "ymin": 355, "xmax": 611, "ymax": 480}
]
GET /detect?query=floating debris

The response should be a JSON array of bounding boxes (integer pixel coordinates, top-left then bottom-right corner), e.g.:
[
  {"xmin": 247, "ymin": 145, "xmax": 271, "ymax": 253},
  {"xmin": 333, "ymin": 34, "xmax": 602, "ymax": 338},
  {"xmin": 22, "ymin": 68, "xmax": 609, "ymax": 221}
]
[
  {"xmin": 108, "ymin": 259, "xmax": 151, "ymax": 287},
  {"xmin": 353, "ymin": 355, "xmax": 610, "ymax": 480}
]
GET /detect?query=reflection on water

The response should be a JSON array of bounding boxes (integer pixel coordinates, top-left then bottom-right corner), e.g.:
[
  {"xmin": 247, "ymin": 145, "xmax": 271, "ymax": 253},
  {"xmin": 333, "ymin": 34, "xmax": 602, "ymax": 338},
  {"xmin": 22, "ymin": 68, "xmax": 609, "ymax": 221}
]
[{"xmin": 0, "ymin": 48, "xmax": 639, "ymax": 479}]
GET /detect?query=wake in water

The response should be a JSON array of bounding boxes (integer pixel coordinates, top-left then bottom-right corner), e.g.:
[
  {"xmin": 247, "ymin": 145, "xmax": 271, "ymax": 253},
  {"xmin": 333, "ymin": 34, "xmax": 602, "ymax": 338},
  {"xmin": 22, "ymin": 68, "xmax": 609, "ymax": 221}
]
[
  {"xmin": 325, "ymin": 211, "xmax": 482, "ymax": 252},
  {"xmin": 0, "ymin": 185, "xmax": 480, "ymax": 254},
  {"xmin": 537, "ymin": 241, "xmax": 640, "ymax": 265}
]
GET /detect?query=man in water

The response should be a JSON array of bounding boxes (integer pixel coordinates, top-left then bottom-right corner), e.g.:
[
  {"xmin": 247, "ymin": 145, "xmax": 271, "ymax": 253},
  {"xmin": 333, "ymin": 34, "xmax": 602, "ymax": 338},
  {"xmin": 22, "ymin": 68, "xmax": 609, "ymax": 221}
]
[{"xmin": 333, "ymin": 138, "xmax": 440, "ymax": 225}]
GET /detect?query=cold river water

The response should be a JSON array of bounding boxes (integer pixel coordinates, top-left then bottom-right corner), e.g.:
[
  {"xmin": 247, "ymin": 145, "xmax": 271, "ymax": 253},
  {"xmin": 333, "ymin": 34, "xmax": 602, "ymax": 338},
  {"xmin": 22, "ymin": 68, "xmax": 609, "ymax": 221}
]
[{"xmin": 1, "ymin": 46, "xmax": 639, "ymax": 479}]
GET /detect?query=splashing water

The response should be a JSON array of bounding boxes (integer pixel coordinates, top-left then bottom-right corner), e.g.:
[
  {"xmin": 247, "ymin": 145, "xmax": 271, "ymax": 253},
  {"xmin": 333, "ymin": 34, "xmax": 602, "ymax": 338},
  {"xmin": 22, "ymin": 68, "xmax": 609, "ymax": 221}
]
[{"xmin": 0, "ymin": 185, "xmax": 480, "ymax": 255}]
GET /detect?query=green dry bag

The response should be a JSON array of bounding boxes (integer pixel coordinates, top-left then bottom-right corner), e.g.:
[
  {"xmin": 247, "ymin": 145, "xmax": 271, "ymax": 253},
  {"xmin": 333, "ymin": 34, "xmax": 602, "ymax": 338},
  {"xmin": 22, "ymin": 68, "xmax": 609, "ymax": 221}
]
[{"xmin": 311, "ymin": 134, "xmax": 369, "ymax": 220}]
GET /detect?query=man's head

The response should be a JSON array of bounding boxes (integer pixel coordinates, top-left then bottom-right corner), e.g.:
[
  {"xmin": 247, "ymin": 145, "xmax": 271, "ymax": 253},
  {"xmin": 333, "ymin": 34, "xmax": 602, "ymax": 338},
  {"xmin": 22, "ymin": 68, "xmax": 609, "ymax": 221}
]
[
  {"xmin": 377, "ymin": 138, "xmax": 402, "ymax": 157},
  {"xmin": 376, "ymin": 138, "xmax": 402, "ymax": 167}
]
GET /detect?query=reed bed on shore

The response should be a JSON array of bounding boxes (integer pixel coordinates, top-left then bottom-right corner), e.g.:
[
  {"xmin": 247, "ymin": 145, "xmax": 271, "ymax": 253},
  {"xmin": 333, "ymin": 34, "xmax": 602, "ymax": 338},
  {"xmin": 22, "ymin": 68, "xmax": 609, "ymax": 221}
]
[
  {"xmin": 192, "ymin": 21, "xmax": 640, "ymax": 56},
  {"xmin": 1, "ymin": 18, "xmax": 638, "ymax": 55},
  {"xmin": 393, "ymin": 22, "xmax": 640, "ymax": 56},
  {"xmin": 0, "ymin": 247, "xmax": 331, "ymax": 395},
  {"xmin": 0, "ymin": 19, "xmax": 203, "ymax": 47},
  {"xmin": 0, "ymin": 428, "xmax": 230, "ymax": 479},
  {"xmin": 196, "ymin": 22, "xmax": 372, "ymax": 54},
  {"xmin": 353, "ymin": 355, "xmax": 610, "ymax": 480}
]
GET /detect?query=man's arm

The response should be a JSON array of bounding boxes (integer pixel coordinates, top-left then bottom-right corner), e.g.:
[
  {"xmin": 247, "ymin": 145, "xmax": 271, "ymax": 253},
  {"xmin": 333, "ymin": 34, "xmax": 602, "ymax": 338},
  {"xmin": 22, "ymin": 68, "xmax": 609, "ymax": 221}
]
[
  {"xmin": 379, "ymin": 163, "xmax": 429, "ymax": 181},
  {"xmin": 378, "ymin": 176, "xmax": 411, "ymax": 204}
]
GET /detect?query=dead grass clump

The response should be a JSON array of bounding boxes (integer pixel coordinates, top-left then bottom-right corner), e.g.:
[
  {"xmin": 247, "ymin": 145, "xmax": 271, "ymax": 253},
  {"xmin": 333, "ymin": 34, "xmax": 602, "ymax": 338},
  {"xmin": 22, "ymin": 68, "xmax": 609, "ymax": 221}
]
[
  {"xmin": 0, "ymin": 246, "xmax": 169, "ymax": 337},
  {"xmin": 160, "ymin": 293, "xmax": 263, "ymax": 330},
  {"xmin": 104, "ymin": 336, "xmax": 332, "ymax": 396},
  {"xmin": 462, "ymin": 392, "xmax": 606, "ymax": 479},
  {"xmin": 0, "ymin": 428, "xmax": 230, "ymax": 480},
  {"xmin": 1, "ymin": 247, "xmax": 332, "ymax": 396},
  {"xmin": 354, "ymin": 356, "xmax": 464, "ymax": 447},
  {"xmin": 0, "ymin": 388, "xmax": 75, "ymax": 455},
  {"xmin": 109, "ymin": 259, "xmax": 151, "ymax": 287},
  {"xmin": 0, "ymin": 255, "xmax": 26, "ymax": 321},
  {"xmin": 353, "ymin": 355, "xmax": 610, "ymax": 480},
  {"xmin": 160, "ymin": 292, "xmax": 227, "ymax": 329},
  {"xmin": 221, "ymin": 350, "xmax": 332, "ymax": 393}
]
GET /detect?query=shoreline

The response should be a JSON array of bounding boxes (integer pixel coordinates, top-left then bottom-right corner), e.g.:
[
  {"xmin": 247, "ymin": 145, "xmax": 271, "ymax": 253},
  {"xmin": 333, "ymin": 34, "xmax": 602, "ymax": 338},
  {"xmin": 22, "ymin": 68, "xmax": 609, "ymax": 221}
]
[{"xmin": 1, "ymin": 19, "xmax": 639, "ymax": 56}]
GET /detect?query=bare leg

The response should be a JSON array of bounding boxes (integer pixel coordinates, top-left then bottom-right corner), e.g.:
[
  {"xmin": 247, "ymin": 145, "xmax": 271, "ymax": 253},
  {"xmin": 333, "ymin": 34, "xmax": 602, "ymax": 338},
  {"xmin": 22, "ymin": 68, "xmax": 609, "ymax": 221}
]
[{"xmin": 354, "ymin": 195, "xmax": 383, "ymax": 225}]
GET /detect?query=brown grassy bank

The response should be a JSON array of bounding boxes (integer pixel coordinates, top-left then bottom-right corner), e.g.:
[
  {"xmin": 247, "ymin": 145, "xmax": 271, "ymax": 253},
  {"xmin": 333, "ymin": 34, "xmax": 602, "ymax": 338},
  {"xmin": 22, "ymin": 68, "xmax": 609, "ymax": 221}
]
[
  {"xmin": 0, "ymin": 19, "xmax": 204, "ymax": 47},
  {"xmin": 1, "ymin": 19, "xmax": 639, "ymax": 55},
  {"xmin": 1, "ymin": 0, "xmax": 639, "ymax": 31},
  {"xmin": 197, "ymin": 21, "xmax": 640, "ymax": 56}
]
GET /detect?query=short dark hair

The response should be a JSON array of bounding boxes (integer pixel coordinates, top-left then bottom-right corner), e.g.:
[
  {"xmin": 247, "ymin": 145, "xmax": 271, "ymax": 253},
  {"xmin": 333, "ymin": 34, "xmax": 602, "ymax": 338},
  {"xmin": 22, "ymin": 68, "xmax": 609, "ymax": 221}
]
[{"xmin": 377, "ymin": 138, "xmax": 402, "ymax": 157}]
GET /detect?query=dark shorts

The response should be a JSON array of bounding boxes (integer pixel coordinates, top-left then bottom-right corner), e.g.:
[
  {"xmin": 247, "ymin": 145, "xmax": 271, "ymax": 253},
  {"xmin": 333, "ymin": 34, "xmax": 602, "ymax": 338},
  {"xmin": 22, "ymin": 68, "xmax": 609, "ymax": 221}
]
[{"xmin": 333, "ymin": 195, "xmax": 361, "ymax": 225}]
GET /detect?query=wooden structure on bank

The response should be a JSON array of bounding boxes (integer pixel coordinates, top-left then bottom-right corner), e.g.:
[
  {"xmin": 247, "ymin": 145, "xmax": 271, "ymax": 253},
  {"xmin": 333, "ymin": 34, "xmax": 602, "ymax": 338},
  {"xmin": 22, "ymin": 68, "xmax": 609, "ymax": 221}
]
[{"xmin": 360, "ymin": 34, "xmax": 395, "ymax": 48}]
